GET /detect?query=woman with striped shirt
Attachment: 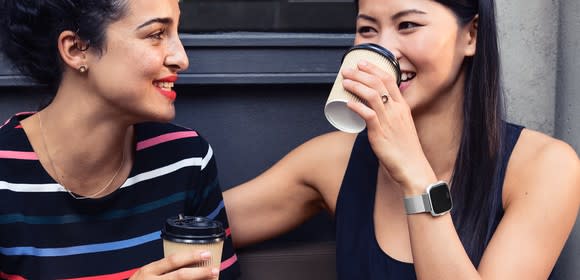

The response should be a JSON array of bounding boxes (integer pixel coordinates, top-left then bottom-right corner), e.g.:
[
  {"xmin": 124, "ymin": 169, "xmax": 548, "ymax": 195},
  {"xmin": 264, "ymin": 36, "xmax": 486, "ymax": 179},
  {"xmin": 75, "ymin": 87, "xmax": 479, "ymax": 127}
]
[{"xmin": 0, "ymin": 0, "xmax": 239, "ymax": 279}]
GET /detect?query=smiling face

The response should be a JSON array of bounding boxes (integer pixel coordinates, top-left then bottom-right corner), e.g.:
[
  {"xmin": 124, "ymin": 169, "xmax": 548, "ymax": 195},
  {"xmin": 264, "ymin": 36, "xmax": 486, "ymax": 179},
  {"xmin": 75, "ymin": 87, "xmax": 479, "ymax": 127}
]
[
  {"xmin": 85, "ymin": 0, "xmax": 188, "ymax": 123},
  {"xmin": 356, "ymin": 0, "xmax": 476, "ymax": 113}
]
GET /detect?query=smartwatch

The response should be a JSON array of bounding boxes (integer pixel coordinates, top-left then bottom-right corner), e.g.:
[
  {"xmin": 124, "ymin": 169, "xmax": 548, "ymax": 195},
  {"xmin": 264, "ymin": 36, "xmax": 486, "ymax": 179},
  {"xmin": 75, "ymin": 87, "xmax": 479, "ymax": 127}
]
[{"xmin": 404, "ymin": 181, "xmax": 452, "ymax": 216}]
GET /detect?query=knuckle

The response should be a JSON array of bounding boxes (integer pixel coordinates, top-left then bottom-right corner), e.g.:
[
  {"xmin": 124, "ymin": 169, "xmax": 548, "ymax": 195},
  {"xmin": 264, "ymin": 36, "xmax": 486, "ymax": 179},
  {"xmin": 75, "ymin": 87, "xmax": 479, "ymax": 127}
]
[
  {"xmin": 369, "ymin": 75, "xmax": 382, "ymax": 88},
  {"xmin": 166, "ymin": 253, "xmax": 181, "ymax": 267},
  {"xmin": 136, "ymin": 265, "xmax": 150, "ymax": 275},
  {"xmin": 382, "ymin": 73, "xmax": 396, "ymax": 84}
]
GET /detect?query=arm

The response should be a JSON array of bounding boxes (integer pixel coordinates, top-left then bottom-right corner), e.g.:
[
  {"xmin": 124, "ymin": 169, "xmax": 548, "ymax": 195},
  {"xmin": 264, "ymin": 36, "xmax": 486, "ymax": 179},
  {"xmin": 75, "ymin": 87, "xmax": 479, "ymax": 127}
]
[
  {"xmin": 223, "ymin": 131, "xmax": 354, "ymax": 248},
  {"xmin": 476, "ymin": 134, "xmax": 580, "ymax": 279},
  {"xmin": 342, "ymin": 61, "xmax": 580, "ymax": 279},
  {"xmin": 407, "ymin": 135, "xmax": 580, "ymax": 280}
]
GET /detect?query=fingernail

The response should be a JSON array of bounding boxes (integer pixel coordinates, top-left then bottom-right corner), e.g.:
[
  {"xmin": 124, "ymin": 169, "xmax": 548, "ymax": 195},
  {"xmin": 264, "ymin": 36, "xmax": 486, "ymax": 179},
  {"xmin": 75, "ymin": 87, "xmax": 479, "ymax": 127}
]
[
  {"xmin": 211, "ymin": 268, "xmax": 219, "ymax": 276},
  {"xmin": 200, "ymin": 251, "xmax": 211, "ymax": 260},
  {"xmin": 358, "ymin": 60, "xmax": 368, "ymax": 66}
]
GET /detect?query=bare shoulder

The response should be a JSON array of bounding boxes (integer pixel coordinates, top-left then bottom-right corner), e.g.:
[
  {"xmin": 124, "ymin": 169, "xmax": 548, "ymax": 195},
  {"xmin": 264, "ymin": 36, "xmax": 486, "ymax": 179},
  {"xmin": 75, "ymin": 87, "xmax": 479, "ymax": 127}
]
[{"xmin": 504, "ymin": 128, "xmax": 580, "ymax": 207}]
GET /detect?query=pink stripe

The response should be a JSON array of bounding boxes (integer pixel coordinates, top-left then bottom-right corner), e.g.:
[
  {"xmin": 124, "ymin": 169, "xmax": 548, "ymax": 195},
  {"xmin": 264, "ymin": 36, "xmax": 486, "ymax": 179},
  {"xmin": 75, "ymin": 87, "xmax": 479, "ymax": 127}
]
[
  {"xmin": 225, "ymin": 228, "xmax": 231, "ymax": 237},
  {"xmin": 220, "ymin": 254, "xmax": 238, "ymax": 271},
  {"xmin": 0, "ymin": 111, "xmax": 35, "ymax": 130},
  {"xmin": 62, "ymin": 268, "xmax": 138, "ymax": 280},
  {"xmin": 0, "ymin": 151, "xmax": 38, "ymax": 160},
  {"xmin": 136, "ymin": 131, "xmax": 198, "ymax": 151},
  {"xmin": 0, "ymin": 271, "xmax": 27, "ymax": 280}
]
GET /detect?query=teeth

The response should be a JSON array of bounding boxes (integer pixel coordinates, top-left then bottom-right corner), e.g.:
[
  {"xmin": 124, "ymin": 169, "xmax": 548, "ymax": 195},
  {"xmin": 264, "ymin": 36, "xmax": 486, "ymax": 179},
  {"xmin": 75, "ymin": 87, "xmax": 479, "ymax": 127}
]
[
  {"xmin": 401, "ymin": 72, "xmax": 416, "ymax": 82},
  {"xmin": 154, "ymin": 81, "xmax": 174, "ymax": 90}
]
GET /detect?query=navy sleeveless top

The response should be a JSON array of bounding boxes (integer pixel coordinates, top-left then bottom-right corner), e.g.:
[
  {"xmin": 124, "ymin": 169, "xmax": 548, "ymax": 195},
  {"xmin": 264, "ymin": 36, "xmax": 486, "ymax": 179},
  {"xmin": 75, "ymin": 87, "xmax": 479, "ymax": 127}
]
[{"xmin": 334, "ymin": 123, "xmax": 537, "ymax": 279}]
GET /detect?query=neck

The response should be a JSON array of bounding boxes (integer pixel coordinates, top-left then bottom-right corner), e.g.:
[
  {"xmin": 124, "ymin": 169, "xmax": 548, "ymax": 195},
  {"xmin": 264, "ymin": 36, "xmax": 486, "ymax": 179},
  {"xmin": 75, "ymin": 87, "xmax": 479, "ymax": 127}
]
[{"xmin": 22, "ymin": 79, "xmax": 134, "ymax": 198}]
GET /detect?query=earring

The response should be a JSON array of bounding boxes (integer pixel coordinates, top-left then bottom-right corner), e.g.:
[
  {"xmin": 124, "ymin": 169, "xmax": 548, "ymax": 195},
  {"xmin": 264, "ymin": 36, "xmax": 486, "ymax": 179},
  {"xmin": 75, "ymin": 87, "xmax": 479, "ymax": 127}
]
[{"xmin": 79, "ymin": 65, "xmax": 88, "ymax": 73}]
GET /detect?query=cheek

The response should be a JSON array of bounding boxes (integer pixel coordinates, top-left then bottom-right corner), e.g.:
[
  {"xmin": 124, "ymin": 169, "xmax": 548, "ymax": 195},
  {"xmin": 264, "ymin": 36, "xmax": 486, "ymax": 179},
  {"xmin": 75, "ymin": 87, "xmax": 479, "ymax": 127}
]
[
  {"xmin": 132, "ymin": 51, "xmax": 164, "ymax": 77},
  {"xmin": 408, "ymin": 33, "xmax": 460, "ymax": 79}
]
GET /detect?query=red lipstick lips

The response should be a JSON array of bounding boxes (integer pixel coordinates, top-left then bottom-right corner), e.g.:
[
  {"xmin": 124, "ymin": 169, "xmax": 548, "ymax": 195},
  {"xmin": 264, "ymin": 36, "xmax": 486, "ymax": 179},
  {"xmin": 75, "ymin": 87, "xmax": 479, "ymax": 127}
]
[{"xmin": 154, "ymin": 75, "xmax": 178, "ymax": 101}]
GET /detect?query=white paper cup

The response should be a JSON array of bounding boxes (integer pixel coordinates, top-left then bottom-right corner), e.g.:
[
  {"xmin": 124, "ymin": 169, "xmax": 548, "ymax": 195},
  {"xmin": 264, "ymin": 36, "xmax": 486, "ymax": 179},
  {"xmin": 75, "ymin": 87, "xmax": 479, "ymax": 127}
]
[
  {"xmin": 324, "ymin": 44, "xmax": 401, "ymax": 133},
  {"xmin": 161, "ymin": 216, "xmax": 225, "ymax": 276}
]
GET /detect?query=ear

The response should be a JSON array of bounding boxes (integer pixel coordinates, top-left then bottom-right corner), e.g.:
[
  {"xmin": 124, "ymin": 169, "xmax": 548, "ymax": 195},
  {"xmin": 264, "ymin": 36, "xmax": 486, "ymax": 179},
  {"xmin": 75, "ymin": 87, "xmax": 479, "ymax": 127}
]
[
  {"xmin": 57, "ymin": 30, "xmax": 89, "ymax": 72},
  {"xmin": 463, "ymin": 15, "xmax": 478, "ymax": 57}
]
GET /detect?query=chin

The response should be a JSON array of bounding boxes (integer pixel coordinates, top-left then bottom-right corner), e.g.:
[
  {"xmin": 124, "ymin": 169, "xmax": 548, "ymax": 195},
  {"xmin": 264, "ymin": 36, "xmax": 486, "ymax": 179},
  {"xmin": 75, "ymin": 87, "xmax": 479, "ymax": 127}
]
[
  {"xmin": 144, "ymin": 106, "xmax": 176, "ymax": 123},
  {"xmin": 157, "ymin": 110, "xmax": 176, "ymax": 123}
]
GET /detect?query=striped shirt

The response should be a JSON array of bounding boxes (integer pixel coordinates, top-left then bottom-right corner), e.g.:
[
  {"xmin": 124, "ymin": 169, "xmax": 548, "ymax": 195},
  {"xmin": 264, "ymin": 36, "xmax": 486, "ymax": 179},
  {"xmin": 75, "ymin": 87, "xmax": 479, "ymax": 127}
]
[{"xmin": 0, "ymin": 113, "xmax": 240, "ymax": 279}]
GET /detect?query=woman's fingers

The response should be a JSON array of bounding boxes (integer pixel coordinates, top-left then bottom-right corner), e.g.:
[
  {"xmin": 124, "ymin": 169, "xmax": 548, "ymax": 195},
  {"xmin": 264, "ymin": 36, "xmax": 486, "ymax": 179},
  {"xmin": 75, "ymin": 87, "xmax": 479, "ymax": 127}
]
[
  {"xmin": 132, "ymin": 250, "xmax": 218, "ymax": 279},
  {"xmin": 157, "ymin": 250, "xmax": 212, "ymax": 274},
  {"xmin": 356, "ymin": 60, "xmax": 404, "ymax": 103},
  {"xmin": 342, "ymin": 77, "xmax": 386, "ymax": 112},
  {"xmin": 346, "ymin": 100, "xmax": 384, "ymax": 134},
  {"xmin": 160, "ymin": 266, "xmax": 218, "ymax": 280}
]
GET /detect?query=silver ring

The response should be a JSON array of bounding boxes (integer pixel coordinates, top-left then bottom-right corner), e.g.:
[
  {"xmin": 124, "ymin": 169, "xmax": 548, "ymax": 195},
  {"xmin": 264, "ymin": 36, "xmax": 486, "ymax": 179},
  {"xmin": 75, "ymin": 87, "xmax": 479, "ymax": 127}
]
[{"xmin": 381, "ymin": 94, "xmax": 389, "ymax": 104}]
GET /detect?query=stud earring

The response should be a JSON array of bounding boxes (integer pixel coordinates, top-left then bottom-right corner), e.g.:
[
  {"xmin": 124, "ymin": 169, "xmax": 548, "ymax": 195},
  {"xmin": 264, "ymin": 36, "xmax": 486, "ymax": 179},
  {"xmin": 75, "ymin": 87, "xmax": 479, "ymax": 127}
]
[{"xmin": 79, "ymin": 65, "xmax": 88, "ymax": 73}]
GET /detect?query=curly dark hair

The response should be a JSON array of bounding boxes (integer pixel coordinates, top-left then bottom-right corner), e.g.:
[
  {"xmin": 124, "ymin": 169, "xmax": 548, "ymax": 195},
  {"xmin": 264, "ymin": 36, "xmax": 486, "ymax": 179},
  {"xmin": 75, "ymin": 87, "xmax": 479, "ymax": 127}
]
[{"xmin": 0, "ymin": 0, "xmax": 128, "ymax": 91}]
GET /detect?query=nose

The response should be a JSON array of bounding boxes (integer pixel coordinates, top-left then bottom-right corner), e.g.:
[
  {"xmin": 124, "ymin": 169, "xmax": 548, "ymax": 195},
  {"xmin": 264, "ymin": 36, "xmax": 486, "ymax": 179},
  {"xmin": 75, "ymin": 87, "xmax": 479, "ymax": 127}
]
[
  {"xmin": 165, "ymin": 35, "xmax": 189, "ymax": 72},
  {"xmin": 378, "ymin": 36, "xmax": 402, "ymax": 61},
  {"xmin": 388, "ymin": 47, "xmax": 402, "ymax": 62}
]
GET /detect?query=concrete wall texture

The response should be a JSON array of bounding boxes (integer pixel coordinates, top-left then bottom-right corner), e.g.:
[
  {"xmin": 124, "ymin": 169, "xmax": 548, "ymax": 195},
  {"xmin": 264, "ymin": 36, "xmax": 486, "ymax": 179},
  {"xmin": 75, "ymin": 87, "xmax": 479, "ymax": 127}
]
[{"xmin": 497, "ymin": 0, "xmax": 579, "ymax": 278}]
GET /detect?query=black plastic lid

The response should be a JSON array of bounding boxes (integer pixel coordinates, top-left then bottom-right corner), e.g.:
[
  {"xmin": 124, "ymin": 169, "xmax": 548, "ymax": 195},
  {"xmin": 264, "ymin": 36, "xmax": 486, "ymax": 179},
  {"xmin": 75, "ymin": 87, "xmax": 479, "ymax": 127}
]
[
  {"xmin": 342, "ymin": 43, "xmax": 401, "ymax": 86},
  {"xmin": 161, "ymin": 215, "xmax": 225, "ymax": 244}
]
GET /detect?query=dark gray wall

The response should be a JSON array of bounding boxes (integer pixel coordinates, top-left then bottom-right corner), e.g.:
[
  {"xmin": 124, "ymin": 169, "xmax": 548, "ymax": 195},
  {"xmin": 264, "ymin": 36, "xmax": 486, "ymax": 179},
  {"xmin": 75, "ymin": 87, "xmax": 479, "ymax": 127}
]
[{"xmin": 1, "ymin": 3, "xmax": 578, "ymax": 274}]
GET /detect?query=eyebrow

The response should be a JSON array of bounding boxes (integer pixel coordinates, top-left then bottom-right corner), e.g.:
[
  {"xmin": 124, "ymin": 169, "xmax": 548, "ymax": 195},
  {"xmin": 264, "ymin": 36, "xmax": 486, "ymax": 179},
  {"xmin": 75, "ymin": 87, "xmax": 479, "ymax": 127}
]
[
  {"xmin": 136, "ymin": 17, "xmax": 173, "ymax": 30},
  {"xmin": 357, "ymin": 9, "xmax": 427, "ymax": 23},
  {"xmin": 391, "ymin": 9, "xmax": 427, "ymax": 21}
]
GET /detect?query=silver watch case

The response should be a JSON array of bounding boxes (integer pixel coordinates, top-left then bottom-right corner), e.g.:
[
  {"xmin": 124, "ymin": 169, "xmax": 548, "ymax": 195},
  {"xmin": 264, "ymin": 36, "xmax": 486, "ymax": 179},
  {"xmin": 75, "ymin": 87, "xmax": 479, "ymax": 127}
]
[{"xmin": 404, "ymin": 181, "xmax": 452, "ymax": 216}]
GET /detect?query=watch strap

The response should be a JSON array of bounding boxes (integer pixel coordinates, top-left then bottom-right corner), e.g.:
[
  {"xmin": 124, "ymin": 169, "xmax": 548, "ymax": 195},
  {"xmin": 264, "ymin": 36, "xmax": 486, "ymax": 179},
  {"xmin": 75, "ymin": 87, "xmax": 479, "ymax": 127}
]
[{"xmin": 404, "ymin": 193, "xmax": 432, "ymax": 214}]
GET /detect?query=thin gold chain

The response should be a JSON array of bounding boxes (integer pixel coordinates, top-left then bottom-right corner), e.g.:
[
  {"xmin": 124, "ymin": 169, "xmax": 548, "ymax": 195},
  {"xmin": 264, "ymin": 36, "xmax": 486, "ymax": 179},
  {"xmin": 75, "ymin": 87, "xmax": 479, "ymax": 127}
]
[{"xmin": 37, "ymin": 112, "xmax": 126, "ymax": 200}]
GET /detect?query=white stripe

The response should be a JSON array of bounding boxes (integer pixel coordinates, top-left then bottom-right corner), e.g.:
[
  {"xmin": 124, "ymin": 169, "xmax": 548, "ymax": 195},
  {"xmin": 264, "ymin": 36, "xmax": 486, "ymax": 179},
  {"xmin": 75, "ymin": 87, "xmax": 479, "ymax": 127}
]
[
  {"xmin": 120, "ymin": 157, "xmax": 201, "ymax": 188},
  {"xmin": 201, "ymin": 145, "xmax": 213, "ymax": 171},
  {"xmin": 0, "ymin": 154, "xmax": 213, "ymax": 193},
  {"xmin": 0, "ymin": 181, "xmax": 66, "ymax": 193}
]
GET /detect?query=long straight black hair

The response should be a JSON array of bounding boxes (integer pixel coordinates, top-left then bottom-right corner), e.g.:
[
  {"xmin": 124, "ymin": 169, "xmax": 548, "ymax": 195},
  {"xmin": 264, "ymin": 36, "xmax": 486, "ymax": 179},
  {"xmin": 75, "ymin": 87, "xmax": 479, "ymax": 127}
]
[
  {"xmin": 436, "ymin": 0, "xmax": 504, "ymax": 266},
  {"xmin": 356, "ymin": 0, "xmax": 504, "ymax": 266}
]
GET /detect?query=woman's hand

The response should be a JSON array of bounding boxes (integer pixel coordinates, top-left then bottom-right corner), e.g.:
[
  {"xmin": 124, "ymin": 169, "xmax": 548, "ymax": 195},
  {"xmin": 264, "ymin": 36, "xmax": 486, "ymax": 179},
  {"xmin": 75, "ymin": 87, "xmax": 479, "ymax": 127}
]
[
  {"xmin": 130, "ymin": 250, "xmax": 219, "ymax": 279},
  {"xmin": 342, "ymin": 60, "xmax": 437, "ymax": 195}
]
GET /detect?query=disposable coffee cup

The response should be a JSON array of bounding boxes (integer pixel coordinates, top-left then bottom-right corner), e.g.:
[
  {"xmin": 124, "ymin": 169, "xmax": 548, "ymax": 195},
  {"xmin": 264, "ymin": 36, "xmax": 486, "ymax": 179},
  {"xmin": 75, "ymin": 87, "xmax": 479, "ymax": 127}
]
[
  {"xmin": 324, "ymin": 43, "xmax": 401, "ymax": 133},
  {"xmin": 161, "ymin": 215, "xmax": 225, "ymax": 275}
]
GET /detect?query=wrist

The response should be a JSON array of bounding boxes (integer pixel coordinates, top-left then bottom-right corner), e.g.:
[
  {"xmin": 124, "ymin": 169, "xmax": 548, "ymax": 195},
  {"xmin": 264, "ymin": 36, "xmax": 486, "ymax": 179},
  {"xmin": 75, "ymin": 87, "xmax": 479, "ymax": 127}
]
[
  {"xmin": 404, "ymin": 181, "xmax": 453, "ymax": 216},
  {"xmin": 402, "ymin": 173, "xmax": 438, "ymax": 197}
]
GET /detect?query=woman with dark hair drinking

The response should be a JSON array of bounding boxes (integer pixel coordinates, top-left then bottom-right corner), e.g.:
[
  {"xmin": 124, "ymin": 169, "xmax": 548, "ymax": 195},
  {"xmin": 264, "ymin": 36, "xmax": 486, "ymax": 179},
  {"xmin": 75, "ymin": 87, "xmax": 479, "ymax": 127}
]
[
  {"xmin": 224, "ymin": 0, "xmax": 580, "ymax": 279},
  {"xmin": 0, "ymin": 0, "xmax": 239, "ymax": 279}
]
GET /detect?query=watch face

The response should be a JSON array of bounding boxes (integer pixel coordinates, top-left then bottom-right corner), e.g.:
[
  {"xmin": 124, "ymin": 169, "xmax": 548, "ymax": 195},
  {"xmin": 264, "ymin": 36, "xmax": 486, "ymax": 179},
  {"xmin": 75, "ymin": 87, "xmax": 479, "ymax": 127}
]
[{"xmin": 429, "ymin": 183, "xmax": 452, "ymax": 215}]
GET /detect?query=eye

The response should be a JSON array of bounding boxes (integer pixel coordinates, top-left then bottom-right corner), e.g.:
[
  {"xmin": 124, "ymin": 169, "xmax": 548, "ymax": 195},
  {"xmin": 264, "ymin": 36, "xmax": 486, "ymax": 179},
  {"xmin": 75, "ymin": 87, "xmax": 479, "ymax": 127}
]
[
  {"xmin": 148, "ymin": 29, "xmax": 167, "ymax": 40},
  {"xmin": 398, "ymin": 21, "xmax": 421, "ymax": 30},
  {"xmin": 357, "ymin": 26, "xmax": 378, "ymax": 37}
]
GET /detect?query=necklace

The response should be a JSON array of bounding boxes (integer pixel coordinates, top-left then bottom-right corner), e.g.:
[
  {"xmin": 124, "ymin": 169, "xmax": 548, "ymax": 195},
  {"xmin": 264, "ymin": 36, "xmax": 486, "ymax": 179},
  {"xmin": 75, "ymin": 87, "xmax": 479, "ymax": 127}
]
[{"xmin": 37, "ymin": 112, "xmax": 126, "ymax": 200}]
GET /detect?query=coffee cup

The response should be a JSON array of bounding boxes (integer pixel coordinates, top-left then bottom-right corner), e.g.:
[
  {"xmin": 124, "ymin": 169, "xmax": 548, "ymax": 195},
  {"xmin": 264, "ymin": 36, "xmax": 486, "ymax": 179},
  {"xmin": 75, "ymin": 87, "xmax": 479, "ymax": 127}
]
[
  {"xmin": 324, "ymin": 43, "xmax": 401, "ymax": 133},
  {"xmin": 161, "ymin": 215, "xmax": 225, "ymax": 275}
]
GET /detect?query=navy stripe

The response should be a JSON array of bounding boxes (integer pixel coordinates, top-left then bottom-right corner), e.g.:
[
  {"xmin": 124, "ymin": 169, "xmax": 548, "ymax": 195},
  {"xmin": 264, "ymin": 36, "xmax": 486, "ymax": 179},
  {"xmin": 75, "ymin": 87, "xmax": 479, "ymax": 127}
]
[{"xmin": 0, "ymin": 191, "xmax": 193, "ymax": 225}]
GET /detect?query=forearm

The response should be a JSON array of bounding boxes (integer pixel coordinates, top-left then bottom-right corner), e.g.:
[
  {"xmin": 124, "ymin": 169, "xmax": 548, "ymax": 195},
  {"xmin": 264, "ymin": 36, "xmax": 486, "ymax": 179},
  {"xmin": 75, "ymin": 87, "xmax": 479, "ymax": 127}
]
[
  {"xmin": 407, "ymin": 213, "xmax": 480, "ymax": 280},
  {"xmin": 402, "ymin": 172, "xmax": 480, "ymax": 280}
]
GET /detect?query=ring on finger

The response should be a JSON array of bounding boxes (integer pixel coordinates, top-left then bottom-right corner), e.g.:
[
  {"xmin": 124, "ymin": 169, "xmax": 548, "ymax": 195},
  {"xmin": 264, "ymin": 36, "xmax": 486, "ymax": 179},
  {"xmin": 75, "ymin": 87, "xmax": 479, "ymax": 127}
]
[{"xmin": 381, "ymin": 93, "xmax": 389, "ymax": 104}]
